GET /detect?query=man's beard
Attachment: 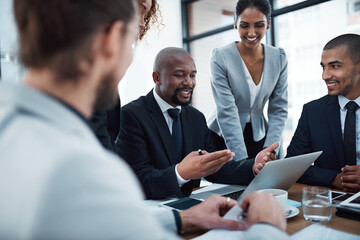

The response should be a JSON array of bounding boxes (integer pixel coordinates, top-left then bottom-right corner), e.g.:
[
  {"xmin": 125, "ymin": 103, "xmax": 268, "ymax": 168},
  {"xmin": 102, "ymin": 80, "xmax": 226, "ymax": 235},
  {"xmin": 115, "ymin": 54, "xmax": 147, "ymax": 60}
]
[
  {"xmin": 170, "ymin": 88, "xmax": 193, "ymax": 106},
  {"xmin": 93, "ymin": 73, "xmax": 119, "ymax": 113}
]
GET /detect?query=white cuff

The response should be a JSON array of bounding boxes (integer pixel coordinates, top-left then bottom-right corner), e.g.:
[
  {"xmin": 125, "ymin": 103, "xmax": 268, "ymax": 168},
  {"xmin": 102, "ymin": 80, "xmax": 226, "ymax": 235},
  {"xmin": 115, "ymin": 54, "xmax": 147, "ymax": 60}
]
[
  {"xmin": 175, "ymin": 164, "xmax": 190, "ymax": 187},
  {"xmin": 253, "ymin": 153, "xmax": 260, "ymax": 175}
]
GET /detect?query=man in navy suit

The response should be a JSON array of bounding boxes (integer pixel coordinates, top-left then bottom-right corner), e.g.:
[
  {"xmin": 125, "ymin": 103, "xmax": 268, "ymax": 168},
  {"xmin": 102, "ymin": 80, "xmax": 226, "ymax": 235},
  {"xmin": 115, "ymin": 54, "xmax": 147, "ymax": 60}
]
[
  {"xmin": 116, "ymin": 47, "xmax": 278, "ymax": 199},
  {"xmin": 287, "ymin": 34, "xmax": 360, "ymax": 192}
]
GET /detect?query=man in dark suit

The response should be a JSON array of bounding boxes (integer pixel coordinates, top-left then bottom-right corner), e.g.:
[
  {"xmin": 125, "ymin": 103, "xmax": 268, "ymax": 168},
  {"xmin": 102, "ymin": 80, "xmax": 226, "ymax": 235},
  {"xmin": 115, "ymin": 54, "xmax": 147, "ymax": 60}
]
[
  {"xmin": 116, "ymin": 47, "xmax": 278, "ymax": 199},
  {"xmin": 89, "ymin": 101, "xmax": 121, "ymax": 151},
  {"xmin": 287, "ymin": 34, "xmax": 360, "ymax": 192}
]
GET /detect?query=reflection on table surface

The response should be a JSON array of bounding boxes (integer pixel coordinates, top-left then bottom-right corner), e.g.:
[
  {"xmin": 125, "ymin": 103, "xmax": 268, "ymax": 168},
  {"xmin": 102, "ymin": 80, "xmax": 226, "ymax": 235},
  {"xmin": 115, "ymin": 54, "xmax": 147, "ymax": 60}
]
[
  {"xmin": 183, "ymin": 183, "xmax": 360, "ymax": 239},
  {"xmin": 286, "ymin": 183, "xmax": 359, "ymax": 235}
]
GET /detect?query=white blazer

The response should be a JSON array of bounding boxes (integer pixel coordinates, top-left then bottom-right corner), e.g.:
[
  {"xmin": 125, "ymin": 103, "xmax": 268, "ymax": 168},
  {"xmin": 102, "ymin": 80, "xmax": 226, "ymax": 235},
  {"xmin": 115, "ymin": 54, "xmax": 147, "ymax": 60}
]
[
  {"xmin": 0, "ymin": 83, "xmax": 178, "ymax": 240},
  {"xmin": 208, "ymin": 42, "xmax": 288, "ymax": 160}
]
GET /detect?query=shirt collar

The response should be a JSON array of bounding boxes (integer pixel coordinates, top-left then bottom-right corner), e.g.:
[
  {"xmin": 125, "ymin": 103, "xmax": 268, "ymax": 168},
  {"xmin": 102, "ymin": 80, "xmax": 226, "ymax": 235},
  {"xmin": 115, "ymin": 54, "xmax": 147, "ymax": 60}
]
[
  {"xmin": 338, "ymin": 95, "xmax": 360, "ymax": 110},
  {"xmin": 45, "ymin": 93, "xmax": 89, "ymax": 124},
  {"xmin": 152, "ymin": 88, "xmax": 181, "ymax": 113}
]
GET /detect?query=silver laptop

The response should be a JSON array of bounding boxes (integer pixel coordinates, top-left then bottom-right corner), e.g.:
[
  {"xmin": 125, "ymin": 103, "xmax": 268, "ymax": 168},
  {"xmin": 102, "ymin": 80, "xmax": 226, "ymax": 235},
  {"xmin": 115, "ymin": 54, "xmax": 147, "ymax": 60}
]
[{"xmin": 190, "ymin": 151, "xmax": 323, "ymax": 202}]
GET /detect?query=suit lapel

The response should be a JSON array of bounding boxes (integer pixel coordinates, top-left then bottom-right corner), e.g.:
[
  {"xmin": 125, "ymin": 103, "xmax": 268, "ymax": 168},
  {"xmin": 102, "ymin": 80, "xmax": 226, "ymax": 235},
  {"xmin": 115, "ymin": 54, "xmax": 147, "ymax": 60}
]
[
  {"xmin": 326, "ymin": 95, "xmax": 345, "ymax": 166},
  {"xmin": 232, "ymin": 42, "xmax": 251, "ymax": 110},
  {"xmin": 253, "ymin": 45, "xmax": 275, "ymax": 107},
  {"xmin": 145, "ymin": 91, "xmax": 178, "ymax": 165}
]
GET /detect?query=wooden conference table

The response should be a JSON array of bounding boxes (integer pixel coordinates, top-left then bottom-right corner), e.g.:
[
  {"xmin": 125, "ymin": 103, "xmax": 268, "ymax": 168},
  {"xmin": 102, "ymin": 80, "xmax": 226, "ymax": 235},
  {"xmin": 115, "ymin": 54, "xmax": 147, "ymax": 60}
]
[{"xmin": 183, "ymin": 183, "xmax": 360, "ymax": 239}]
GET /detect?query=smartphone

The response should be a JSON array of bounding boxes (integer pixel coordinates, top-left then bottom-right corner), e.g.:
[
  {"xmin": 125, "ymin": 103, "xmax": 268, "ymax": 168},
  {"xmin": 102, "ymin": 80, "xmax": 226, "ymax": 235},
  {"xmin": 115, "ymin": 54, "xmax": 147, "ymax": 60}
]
[
  {"xmin": 161, "ymin": 197, "xmax": 203, "ymax": 210},
  {"xmin": 331, "ymin": 191, "xmax": 346, "ymax": 199},
  {"xmin": 318, "ymin": 191, "xmax": 352, "ymax": 204},
  {"xmin": 334, "ymin": 193, "xmax": 354, "ymax": 202},
  {"xmin": 331, "ymin": 191, "xmax": 354, "ymax": 204},
  {"xmin": 319, "ymin": 190, "xmax": 344, "ymax": 198}
]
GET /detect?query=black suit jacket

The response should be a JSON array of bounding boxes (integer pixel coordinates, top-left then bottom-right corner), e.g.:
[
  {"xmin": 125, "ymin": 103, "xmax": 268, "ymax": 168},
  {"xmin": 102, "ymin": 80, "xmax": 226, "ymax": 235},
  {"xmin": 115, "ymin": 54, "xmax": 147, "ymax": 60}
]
[
  {"xmin": 116, "ymin": 90, "xmax": 255, "ymax": 199},
  {"xmin": 286, "ymin": 95, "xmax": 345, "ymax": 187},
  {"xmin": 89, "ymin": 99, "xmax": 121, "ymax": 152}
]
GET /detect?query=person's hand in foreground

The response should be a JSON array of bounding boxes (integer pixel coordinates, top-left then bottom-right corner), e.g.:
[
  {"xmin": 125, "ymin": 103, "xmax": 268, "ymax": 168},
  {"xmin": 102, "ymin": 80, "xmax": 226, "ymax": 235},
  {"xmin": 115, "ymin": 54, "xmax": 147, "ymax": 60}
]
[
  {"xmin": 179, "ymin": 195, "xmax": 244, "ymax": 234},
  {"xmin": 253, "ymin": 142, "xmax": 279, "ymax": 174},
  {"xmin": 178, "ymin": 149, "xmax": 235, "ymax": 180},
  {"xmin": 240, "ymin": 191, "xmax": 286, "ymax": 231}
]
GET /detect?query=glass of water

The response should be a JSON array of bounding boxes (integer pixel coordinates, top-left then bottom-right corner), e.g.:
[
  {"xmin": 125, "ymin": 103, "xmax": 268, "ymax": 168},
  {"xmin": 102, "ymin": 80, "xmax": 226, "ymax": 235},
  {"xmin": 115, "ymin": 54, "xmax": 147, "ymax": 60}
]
[{"xmin": 302, "ymin": 186, "xmax": 332, "ymax": 223}]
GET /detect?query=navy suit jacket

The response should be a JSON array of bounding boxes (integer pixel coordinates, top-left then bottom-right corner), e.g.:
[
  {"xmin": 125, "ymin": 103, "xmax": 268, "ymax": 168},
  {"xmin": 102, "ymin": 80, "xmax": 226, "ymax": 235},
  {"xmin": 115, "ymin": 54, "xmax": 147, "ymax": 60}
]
[
  {"xmin": 286, "ymin": 95, "xmax": 345, "ymax": 187},
  {"xmin": 116, "ymin": 90, "xmax": 255, "ymax": 199}
]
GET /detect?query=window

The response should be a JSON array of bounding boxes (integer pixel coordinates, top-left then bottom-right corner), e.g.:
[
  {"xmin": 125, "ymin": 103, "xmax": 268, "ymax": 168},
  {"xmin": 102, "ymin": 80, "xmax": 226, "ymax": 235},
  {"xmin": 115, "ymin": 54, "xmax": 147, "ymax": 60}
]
[
  {"xmin": 182, "ymin": 0, "xmax": 360, "ymax": 154},
  {"xmin": 274, "ymin": 0, "xmax": 360, "ymax": 149},
  {"xmin": 0, "ymin": 0, "xmax": 24, "ymax": 83}
]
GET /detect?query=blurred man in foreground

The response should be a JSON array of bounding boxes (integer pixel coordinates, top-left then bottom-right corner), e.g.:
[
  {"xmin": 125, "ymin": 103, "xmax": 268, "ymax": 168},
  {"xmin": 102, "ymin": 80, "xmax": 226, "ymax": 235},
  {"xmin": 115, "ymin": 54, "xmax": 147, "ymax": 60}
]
[{"xmin": 0, "ymin": 0, "xmax": 288, "ymax": 239}]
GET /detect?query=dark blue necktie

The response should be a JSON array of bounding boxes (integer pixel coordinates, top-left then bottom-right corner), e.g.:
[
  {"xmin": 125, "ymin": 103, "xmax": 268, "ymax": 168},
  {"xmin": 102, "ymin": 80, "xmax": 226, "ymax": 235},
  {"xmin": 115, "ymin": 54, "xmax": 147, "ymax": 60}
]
[
  {"xmin": 168, "ymin": 108, "xmax": 183, "ymax": 163},
  {"xmin": 344, "ymin": 101, "xmax": 358, "ymax": 165}
]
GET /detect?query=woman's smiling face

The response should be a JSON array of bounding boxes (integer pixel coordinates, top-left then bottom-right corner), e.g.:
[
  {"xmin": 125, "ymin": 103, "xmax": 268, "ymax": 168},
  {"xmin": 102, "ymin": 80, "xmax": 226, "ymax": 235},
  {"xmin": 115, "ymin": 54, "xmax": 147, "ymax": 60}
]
[{"xmin": 235, "ymin": 7, "xmax": 270, "ymax": 49}]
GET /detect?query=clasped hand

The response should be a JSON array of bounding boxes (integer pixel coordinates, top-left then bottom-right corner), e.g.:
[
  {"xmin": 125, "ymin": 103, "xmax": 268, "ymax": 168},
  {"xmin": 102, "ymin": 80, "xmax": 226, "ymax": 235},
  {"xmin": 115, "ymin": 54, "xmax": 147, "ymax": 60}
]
[{"xmin": 332, "ymin": 165, "xmax": 360, "ymax": 192}]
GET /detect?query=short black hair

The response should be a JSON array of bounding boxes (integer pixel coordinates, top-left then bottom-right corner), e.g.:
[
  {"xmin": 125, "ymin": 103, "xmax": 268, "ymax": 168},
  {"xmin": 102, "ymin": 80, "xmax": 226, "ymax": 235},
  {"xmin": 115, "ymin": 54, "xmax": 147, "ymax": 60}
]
[
  {"xmin": 234, "ymin": 0, "xmax": 271, "ymax": 23},
  {"xmin": 323, "ymin": 34, "xmax": 360, "ymax": 64}
]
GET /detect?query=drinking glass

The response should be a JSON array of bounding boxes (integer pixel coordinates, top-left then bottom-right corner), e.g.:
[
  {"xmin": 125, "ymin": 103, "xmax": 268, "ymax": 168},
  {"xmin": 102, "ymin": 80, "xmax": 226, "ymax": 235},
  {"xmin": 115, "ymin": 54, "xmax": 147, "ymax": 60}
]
[{"xmin": 302, "ymin": 186, "xmax": 332, "ymax": 223}]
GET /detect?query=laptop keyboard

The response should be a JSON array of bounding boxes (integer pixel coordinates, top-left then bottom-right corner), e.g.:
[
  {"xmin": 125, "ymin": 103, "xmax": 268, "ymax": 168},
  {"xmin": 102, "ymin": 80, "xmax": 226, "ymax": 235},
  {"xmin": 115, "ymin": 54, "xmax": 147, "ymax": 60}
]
[{"xmin": 223, "ymin": 189, "xmax": 245, "ymax": 200}]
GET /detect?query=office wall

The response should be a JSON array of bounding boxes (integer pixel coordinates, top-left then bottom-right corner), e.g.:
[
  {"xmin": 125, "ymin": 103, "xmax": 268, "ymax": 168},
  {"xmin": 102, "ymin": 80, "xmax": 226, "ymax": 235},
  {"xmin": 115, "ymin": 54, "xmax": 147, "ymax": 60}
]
[
  {"xmin": 119, "ymin": 0, "xmax": 182, "ymax": 105},
  {"xmin": 0, "ymin": 0, "xmax": 183, "ymax": 104}
]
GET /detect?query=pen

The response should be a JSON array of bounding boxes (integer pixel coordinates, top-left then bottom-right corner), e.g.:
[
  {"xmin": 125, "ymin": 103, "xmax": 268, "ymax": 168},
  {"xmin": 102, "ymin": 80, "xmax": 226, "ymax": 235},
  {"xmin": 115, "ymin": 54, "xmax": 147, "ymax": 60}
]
[
  {"xmin": 198, "ymin": 149, "xmax": 203, "ymax": 155},
  {"xmin": 241, "ymin": 208, "xmax": 248, "ymax": 218},
  {"xmin": 239, "ymin": 207, "xmax": 248, "ymax": 221},
  {"xmin": 238, "ymin": 207, "xmax": 249, "ymax": 230}
]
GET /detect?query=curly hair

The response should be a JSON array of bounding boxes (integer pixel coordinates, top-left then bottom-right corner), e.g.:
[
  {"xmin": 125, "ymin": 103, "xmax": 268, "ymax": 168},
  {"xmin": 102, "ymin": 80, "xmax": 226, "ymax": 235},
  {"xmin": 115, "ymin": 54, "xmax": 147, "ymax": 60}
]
[{"xmin": 139, "ymin": 0, "xmax": 161, "ymax": 40}]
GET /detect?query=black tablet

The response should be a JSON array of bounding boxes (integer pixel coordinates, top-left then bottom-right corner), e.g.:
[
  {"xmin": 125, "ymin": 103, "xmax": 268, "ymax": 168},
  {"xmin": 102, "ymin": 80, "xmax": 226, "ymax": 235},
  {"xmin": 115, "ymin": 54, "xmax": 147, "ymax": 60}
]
[
  {"xmin": 340, "ymin": 191, "xmax": 360, "ymax": 208},
  {"xmin": 161, "ymin": 197, "xmax": 203, "ymax": 210}
]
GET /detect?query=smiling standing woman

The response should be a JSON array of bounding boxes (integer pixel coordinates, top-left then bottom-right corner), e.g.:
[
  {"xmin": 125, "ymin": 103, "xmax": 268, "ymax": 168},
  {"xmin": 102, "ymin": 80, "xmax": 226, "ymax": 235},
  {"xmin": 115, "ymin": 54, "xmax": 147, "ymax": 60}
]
[{"xmin": 207, "ymin": 0, "xmax": 288, "ymax": 161}]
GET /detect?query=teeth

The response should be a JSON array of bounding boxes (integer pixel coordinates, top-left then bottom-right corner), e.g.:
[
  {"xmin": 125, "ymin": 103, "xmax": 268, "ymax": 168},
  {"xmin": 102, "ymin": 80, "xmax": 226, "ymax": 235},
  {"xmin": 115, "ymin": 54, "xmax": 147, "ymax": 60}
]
[
  {"xmin": 326, "ymin": 81, "xmax": 338, "ymax": 87},
  {"xmin": 247, "ymin": 37, "xmax": 257, "ymax": 41}
]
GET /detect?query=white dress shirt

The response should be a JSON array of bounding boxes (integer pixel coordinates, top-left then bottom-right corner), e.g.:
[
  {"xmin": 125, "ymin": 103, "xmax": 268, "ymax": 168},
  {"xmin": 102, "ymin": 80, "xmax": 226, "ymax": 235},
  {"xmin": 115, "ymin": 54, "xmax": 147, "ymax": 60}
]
[
  {"xmin": 338, "ymin": 95, "xmax": 360, "ymax": 165},
  {"xmin": 153, "ymin": 89, "xmax": 190, "ymax": 187}
]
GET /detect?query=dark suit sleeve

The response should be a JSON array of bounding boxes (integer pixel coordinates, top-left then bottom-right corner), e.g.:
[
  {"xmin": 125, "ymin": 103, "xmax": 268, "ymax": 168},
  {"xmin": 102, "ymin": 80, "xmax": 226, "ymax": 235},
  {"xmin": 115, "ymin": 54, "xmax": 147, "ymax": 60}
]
[
  {"xmin": 203, "ymin": 122, "xmax": 256, "ymax": 185},
  {"xmin": 116, "ymin": 107, "xmax": 193, "ymax": 199},
  {"xmin": 106, "ymin": 100, "xmax": 121, "ymax": 144},
  {"xmin": 206, "ymin": 158, "xmax": 255, "ymax": 185},
  {"xmin": 286, "ymin": 105, "xmax": 339, "ymax": 187},
  {"xmin": 89, "ymin": 112, "xmax": 115, "ymax": 152}
]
